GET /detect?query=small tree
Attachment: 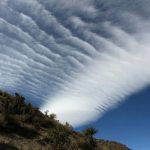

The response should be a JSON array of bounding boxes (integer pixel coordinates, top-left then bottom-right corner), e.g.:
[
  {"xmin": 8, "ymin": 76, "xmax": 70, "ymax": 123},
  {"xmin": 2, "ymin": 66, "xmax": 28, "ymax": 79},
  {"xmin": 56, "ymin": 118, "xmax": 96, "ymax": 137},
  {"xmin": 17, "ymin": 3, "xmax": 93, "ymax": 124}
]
[
  {"xmin": 44, "ymin": 110, "xmax": 49, "ymax": 116},
  {"xmin": 82, "ymin": 127, "xmax": 98, "ymax": 146},
  {"xmin": 49, "ymin": 113, "xmax": 56, "ymax": 120},
  {"xmin": 82, "ymin": 127, "xmax": 98, "ymax": 138}
]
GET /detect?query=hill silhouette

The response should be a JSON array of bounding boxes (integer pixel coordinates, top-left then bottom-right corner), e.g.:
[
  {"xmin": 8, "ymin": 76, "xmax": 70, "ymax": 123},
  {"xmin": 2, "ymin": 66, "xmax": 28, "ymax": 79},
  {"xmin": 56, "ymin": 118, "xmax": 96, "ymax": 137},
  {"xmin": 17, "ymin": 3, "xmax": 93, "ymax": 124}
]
[{"xmin": 0, "ymin": 90, "xmax": 131, "ymax": 150}]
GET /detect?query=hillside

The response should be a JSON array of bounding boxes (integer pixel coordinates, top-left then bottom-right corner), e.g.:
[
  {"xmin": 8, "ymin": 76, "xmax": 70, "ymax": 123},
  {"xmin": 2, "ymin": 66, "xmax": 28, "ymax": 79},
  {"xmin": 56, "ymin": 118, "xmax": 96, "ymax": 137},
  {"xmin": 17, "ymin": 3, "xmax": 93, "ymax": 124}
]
[{"xmin": 0, "ymin": 90, "xmax": 131, "ymax": 150}]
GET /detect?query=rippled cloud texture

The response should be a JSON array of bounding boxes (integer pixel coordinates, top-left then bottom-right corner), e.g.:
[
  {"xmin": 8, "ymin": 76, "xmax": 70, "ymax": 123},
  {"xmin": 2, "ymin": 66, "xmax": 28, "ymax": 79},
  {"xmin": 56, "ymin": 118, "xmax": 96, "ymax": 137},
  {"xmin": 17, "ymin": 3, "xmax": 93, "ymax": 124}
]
[{"xmin": 0, "ymin": 0, "xmax": 150, "ymax": 126}]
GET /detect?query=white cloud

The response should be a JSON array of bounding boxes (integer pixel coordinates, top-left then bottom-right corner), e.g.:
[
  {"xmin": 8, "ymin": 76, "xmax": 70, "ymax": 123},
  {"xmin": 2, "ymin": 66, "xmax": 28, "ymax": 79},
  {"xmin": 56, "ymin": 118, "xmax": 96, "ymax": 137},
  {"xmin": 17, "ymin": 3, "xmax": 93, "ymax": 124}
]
[
  {"xmin": 0, "ymin": 0, "xmax": 150, "ymax": 126},
  {"xmin": 41, "ymin": 21, "xmax": 150, "ymax": 126}
]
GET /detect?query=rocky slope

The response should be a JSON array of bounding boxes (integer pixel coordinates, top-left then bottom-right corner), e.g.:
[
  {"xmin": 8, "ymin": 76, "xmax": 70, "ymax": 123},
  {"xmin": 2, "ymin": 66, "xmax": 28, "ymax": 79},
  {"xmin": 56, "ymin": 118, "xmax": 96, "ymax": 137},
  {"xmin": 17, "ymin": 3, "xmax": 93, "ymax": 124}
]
[{"xmin": 0, "ymin": 90, "xmax": 131, "ymax": 150}]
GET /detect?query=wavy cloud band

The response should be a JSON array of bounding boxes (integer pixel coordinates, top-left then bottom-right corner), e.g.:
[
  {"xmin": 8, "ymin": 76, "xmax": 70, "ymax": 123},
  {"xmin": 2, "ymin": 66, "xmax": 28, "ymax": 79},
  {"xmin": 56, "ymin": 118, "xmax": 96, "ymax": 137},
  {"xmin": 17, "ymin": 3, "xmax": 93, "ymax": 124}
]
[{"xmin": 0, "ymin": 0, "xmax": 150, "ymax": 126}]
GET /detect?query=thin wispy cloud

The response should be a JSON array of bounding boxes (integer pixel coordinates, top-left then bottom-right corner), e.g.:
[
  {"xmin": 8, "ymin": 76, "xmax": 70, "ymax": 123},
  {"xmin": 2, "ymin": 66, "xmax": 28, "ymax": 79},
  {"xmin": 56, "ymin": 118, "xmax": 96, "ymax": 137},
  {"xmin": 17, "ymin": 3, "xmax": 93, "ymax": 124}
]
[{"xmin": 0, "ymin": 0, "xmax": 150, "ymax": 126}]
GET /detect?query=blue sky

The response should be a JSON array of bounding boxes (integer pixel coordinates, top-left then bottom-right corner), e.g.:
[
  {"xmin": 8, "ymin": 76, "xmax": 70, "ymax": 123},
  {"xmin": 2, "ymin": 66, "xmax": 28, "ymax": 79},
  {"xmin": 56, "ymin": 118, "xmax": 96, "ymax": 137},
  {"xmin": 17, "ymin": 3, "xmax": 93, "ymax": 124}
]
[
  {"xmin": 77, "ymin": 86, "xmax": 150, "ymax": 150},
  {"xmin": 0, "ymin": 1, "xmax": 150, "ymax": 149}
]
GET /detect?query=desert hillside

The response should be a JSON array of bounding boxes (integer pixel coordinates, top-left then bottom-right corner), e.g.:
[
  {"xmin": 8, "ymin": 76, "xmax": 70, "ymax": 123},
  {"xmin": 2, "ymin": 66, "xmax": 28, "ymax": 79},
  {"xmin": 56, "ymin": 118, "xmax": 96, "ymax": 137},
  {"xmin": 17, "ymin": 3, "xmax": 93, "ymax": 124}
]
[{"xmin": 0, "ymin": 90, "xmax": 131, "ymax": 150}]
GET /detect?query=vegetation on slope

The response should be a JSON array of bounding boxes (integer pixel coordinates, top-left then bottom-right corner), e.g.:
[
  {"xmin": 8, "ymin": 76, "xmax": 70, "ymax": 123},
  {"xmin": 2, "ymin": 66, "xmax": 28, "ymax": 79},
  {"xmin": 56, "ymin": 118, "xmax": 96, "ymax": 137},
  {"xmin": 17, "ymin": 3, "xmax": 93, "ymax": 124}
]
[{"xmin": 0, "ymin": 90, "xmax": 131, "ymax": 150}]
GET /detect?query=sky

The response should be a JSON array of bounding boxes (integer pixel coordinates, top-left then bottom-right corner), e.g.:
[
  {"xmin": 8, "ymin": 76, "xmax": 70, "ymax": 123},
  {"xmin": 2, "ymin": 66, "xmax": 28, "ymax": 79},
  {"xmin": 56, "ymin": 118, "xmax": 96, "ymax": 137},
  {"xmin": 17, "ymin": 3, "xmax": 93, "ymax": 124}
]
[
  {"xmin": 0, "ymin": 0, "xmax": 150, "ymax": 149},
  {"xmin": 77, "ymin": 86, "xmax": 150, "ymax": 150}
]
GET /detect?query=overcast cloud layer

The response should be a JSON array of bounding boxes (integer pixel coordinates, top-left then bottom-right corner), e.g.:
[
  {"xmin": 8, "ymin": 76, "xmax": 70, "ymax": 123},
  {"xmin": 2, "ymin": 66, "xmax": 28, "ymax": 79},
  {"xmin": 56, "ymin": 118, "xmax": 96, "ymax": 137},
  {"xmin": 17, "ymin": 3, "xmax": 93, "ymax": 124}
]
[{"xmin": 0, "ymin": 0, "xmax": 150, "ymax": 126}]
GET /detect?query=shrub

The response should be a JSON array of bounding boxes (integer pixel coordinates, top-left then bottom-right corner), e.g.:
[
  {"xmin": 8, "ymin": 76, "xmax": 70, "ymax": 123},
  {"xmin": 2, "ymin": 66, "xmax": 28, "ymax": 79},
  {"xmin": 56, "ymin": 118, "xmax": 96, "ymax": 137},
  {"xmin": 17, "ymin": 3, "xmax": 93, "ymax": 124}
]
[{"xmin": 82, "ymin": 127, "xmax": 98, "ymax": 138}]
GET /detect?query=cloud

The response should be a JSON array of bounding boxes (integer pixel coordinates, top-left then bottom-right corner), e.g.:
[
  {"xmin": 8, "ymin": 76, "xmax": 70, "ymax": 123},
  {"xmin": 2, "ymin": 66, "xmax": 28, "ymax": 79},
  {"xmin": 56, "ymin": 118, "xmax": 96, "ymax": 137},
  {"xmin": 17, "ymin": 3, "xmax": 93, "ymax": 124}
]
[
  {"xmin": 0, "ymin": 0, "xmax": 150, "ymax": 126},
  {"xmin": 41, "ymin": 22, "xmax": 150, "ymax": 126}
]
